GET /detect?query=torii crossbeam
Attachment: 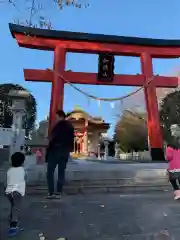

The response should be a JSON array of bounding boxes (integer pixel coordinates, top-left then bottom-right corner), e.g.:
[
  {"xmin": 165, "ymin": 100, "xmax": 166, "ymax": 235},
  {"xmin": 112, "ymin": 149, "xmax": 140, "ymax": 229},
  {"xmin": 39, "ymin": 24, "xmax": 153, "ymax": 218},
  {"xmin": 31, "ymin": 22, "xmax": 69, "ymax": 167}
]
[{"xmin": 9, "ymin": 23, "xmax": 180, "ymax": 161}]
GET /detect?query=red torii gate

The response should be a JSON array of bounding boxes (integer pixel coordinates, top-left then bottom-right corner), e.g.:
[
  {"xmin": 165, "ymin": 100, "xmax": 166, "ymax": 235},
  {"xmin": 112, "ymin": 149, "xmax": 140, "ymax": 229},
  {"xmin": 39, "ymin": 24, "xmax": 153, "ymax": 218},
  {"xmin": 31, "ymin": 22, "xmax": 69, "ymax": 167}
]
[{"xmin": 9, "ymin": 23, "xmax": 180, "ymax": 161}]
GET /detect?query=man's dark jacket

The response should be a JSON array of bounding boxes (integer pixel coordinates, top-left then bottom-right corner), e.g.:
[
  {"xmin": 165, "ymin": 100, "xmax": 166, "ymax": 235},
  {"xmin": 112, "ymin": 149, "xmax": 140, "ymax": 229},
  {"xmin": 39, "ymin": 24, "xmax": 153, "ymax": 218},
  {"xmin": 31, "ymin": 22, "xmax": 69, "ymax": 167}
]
[{"xmin": 45, "ymin": 120, "xmax": 74, "ymax": 162}]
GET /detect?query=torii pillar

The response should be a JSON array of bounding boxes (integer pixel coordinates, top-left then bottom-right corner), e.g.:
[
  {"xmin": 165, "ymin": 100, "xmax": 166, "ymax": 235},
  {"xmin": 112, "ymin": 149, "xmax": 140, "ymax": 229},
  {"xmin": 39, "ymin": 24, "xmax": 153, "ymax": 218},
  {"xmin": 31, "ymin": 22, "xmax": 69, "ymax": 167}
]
[
  {"xmin": 49, "ymin": 47, "xmax": 66, "ymax": 131},
  {"xmin": 141, "ymin": 53, "xmax": 164, "ymax": 160}
]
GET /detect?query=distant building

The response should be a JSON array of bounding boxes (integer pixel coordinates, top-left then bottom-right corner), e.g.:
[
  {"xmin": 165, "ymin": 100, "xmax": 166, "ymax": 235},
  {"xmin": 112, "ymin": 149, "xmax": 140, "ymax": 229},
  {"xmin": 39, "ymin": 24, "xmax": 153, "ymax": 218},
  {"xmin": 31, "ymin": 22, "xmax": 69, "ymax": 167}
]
[
  {"xmin": 121, "ymin": 87, "xmax": 176, "ymax": 113},
  {"xmin": 156, "ymin": 88, "xmax": 176, "ymax": 107}
]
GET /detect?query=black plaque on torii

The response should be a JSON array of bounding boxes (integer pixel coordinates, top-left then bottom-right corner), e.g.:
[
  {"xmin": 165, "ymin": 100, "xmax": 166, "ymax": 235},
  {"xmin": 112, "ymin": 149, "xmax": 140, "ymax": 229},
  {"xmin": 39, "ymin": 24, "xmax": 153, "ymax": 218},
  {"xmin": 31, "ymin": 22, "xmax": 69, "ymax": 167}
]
[{"xmin": 97, "ymin": 53, "xmax": 115, "ymax": 81}]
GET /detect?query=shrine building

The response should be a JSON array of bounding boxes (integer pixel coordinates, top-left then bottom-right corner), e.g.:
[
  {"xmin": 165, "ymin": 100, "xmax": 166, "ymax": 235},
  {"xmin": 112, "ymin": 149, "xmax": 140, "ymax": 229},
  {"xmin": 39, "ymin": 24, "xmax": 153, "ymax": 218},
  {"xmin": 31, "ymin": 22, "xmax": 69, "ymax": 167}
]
[{"xmin": 67, "ymin": 109, "xmax": 109, "ymax": 156}]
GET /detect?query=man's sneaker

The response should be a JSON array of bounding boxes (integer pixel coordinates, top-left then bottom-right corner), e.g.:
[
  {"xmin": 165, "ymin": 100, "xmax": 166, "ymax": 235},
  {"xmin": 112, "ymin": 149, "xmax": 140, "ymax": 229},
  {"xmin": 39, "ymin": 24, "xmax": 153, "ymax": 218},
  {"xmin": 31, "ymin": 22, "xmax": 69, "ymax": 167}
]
[
  {"xmin": 46, "ymin": 194, "xmax": 57, "ymax": 199},
  {"xmin": 55, "ymin": 192, "xmax": 63, "ymax": 199},
  {"xmin": 174, "ymin": 190, "xmax": 180, "ymax": 200},
  {"xmin": 7, "ymin": 227, "xmax": 20, "ymax": 237}
]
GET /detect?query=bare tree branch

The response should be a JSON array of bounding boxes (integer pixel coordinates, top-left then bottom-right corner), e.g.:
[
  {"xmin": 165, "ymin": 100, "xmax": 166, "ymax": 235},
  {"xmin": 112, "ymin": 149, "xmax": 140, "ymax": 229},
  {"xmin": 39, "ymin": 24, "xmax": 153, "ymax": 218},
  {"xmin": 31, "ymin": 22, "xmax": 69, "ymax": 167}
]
[{"xmin": 1, "ymin": 0, "xmax": 89, "ymax": 29}]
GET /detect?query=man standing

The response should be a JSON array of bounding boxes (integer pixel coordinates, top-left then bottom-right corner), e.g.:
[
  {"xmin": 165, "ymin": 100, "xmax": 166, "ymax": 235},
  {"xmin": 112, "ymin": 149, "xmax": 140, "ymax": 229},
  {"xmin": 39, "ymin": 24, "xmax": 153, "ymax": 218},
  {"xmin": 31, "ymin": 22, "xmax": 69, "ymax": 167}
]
[{"xmin": 46, "ymin": 110, "xmax": 74, "ymax": 198}]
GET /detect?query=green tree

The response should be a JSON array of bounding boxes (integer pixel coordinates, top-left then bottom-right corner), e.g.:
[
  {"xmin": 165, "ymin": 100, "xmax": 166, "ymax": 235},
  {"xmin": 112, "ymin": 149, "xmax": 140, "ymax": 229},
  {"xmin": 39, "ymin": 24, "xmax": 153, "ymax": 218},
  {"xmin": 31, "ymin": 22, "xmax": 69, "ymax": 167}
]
[
  {"xmin": 114, "ymin": 110, "xmax": 148, "ymax": 152},
  {"xmin": 0, "ymin": 83, "xmax": 37, "ymax": 137},
  {"xmin": 160, "ymin": 90, "xmax": 180, "ymax": 143}
]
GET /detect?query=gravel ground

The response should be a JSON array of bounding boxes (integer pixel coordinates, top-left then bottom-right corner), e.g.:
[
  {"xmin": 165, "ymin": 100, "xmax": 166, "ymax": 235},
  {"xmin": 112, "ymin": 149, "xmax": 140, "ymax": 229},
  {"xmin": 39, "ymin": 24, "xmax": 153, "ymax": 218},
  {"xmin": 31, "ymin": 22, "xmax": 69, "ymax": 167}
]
[{"xmin": 0, "ymin": 192, "xmax": 180, "ymax": 239}]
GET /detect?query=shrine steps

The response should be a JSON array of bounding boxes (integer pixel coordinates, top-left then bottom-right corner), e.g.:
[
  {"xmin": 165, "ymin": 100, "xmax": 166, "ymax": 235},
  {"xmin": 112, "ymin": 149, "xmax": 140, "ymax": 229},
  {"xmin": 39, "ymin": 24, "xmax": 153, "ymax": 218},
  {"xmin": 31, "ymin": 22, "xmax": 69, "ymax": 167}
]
[
  {"xmin": 26, "ymin": 161, "xmax": 170, "ymax": 194},
  {"xmin": 0, "ymin": 161, "xmax": 171, "ymax": 195},
  {"xmin": 27, "ymin": 177, "xmax": 170, "ymax": 195}
]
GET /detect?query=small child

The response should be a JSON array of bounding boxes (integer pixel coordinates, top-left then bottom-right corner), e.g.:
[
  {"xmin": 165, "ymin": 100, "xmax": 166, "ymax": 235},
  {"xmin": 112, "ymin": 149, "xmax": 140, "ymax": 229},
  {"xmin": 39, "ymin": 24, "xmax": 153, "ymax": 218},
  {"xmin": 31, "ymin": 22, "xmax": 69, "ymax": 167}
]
[
  {"xmin": 36, "ymin": 148, "xmax": 43, "ymax": 165},
  {"xmin": 5, "ymin": 152, "xmax": 26, "ymax": 237},
  {"xmin": 166, "ymin": 137, "xmax": 180, "ymax": 200}
]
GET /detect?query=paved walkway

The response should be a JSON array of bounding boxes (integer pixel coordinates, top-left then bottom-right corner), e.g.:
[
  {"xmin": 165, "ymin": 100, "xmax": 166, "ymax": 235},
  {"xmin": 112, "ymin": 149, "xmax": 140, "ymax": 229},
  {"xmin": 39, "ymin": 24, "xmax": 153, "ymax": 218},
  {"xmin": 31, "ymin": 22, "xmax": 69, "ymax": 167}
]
[{"xmin": 0, "ymin": 192, "xmax": 179, "ymax": 239}]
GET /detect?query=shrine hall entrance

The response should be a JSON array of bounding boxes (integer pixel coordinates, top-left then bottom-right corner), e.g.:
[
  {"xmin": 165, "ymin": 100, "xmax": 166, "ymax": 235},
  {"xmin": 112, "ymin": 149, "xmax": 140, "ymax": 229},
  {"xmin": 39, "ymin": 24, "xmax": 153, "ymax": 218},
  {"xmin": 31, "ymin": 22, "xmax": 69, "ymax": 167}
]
[
  {"xmin": 66, "ymin": 109, "xmax": 109, "ymax": 157},
  {"xmin": 9, "ymin": 23, "xmax": 180, "ymax": 161},
  {"xmin": 74, "ymin": 141, "xmax": 81, "ymax": 154}
]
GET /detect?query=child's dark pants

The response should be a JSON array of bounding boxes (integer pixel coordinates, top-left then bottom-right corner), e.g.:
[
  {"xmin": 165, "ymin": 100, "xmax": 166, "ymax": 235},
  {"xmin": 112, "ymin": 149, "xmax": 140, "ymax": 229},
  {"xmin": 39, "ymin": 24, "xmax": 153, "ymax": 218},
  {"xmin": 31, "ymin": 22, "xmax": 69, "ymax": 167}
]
[
  {"xmin": 6, "ymin": 191, "xmax": 22, "ymax": 228},
  {"xmin": 169, "ymin": 172, "xmax": 180, "ymax": 190}
]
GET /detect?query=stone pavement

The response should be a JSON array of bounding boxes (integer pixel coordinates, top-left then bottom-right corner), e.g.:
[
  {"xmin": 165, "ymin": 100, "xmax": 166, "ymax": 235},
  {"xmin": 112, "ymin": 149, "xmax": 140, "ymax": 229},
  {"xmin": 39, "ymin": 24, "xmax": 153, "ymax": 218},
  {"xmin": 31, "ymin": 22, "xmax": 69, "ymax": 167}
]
[{"xmin": 0, "ymin": 192, "xmax": 180, "ymax": 239}]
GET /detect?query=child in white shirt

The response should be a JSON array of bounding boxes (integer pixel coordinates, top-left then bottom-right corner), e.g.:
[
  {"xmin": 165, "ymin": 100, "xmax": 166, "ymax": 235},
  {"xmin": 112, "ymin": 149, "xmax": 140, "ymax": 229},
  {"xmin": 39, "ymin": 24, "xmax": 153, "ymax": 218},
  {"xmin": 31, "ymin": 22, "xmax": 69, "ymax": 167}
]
[{"xmin": 5, "ymin": 152, "xmax": 26, "ymax": 237}]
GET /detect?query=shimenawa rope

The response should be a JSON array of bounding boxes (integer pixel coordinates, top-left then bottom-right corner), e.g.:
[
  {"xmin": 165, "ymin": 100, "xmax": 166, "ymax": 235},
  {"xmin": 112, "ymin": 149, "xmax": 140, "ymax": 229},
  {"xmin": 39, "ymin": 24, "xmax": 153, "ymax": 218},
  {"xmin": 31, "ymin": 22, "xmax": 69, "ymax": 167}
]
[{"xmin": 47, "ymin": 68, "xmax": 156, "ymax": 102}]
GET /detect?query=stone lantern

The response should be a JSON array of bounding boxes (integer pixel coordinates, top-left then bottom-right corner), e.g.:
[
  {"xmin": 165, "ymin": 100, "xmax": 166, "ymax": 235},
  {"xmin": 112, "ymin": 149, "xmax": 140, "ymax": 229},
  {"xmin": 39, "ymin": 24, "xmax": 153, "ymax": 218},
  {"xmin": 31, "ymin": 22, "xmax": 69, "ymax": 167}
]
[
  {"xmin": 8, "ymin": 90, "xmax": 29, "ymax": 157},
  {"xmin": 115, "ymin": 142, "xmax": 120, "ymax": 159},
  {"xmin": 101, "ymin": 133, "xmax": 109, "ymax": 161},
  {"xmin": 97, "ymin": 143, "xmax": 101, "ymax": 160}
]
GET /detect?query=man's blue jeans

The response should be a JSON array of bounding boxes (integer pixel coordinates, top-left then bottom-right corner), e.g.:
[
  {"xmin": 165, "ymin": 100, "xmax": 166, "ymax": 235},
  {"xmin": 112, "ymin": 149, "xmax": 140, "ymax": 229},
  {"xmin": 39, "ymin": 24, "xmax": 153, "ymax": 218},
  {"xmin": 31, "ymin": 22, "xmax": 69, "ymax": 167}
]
[{"xmin": 47, "ymin": 149, "xmax": 69, "ymax": 195}]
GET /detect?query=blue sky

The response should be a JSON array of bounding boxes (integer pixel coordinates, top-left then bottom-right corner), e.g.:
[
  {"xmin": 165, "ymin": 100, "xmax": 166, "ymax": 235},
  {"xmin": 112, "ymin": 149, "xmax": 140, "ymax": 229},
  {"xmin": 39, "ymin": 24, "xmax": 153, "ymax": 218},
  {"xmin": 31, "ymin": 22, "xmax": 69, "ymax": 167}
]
[{"xmin": 0, "ymin": 0, "xmax": 180, "ymax": 136}]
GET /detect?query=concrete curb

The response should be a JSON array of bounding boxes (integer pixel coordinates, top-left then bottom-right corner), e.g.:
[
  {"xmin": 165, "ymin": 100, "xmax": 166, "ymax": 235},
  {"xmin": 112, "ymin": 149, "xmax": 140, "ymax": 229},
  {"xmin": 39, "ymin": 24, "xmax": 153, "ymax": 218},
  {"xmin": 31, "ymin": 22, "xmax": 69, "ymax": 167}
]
[{"xmin": 27, "ymin": 184, "xmax": 171, "ymax": 195}]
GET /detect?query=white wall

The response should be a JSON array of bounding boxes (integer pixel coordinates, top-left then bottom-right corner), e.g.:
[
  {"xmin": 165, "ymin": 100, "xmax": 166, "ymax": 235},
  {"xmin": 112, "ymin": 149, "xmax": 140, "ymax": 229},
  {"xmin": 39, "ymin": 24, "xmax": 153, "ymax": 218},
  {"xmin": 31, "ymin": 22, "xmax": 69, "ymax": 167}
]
[
  {"xmin": 0, "ymin": 128, "xmax": 13, "ymax": 145},
  {"xmin": 0, "ymin": 127, "xmax": 25, "ymax": 150},
  {"xmin": 120, "ymin": 151, "xmax": 152, "ymax": 161}
]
